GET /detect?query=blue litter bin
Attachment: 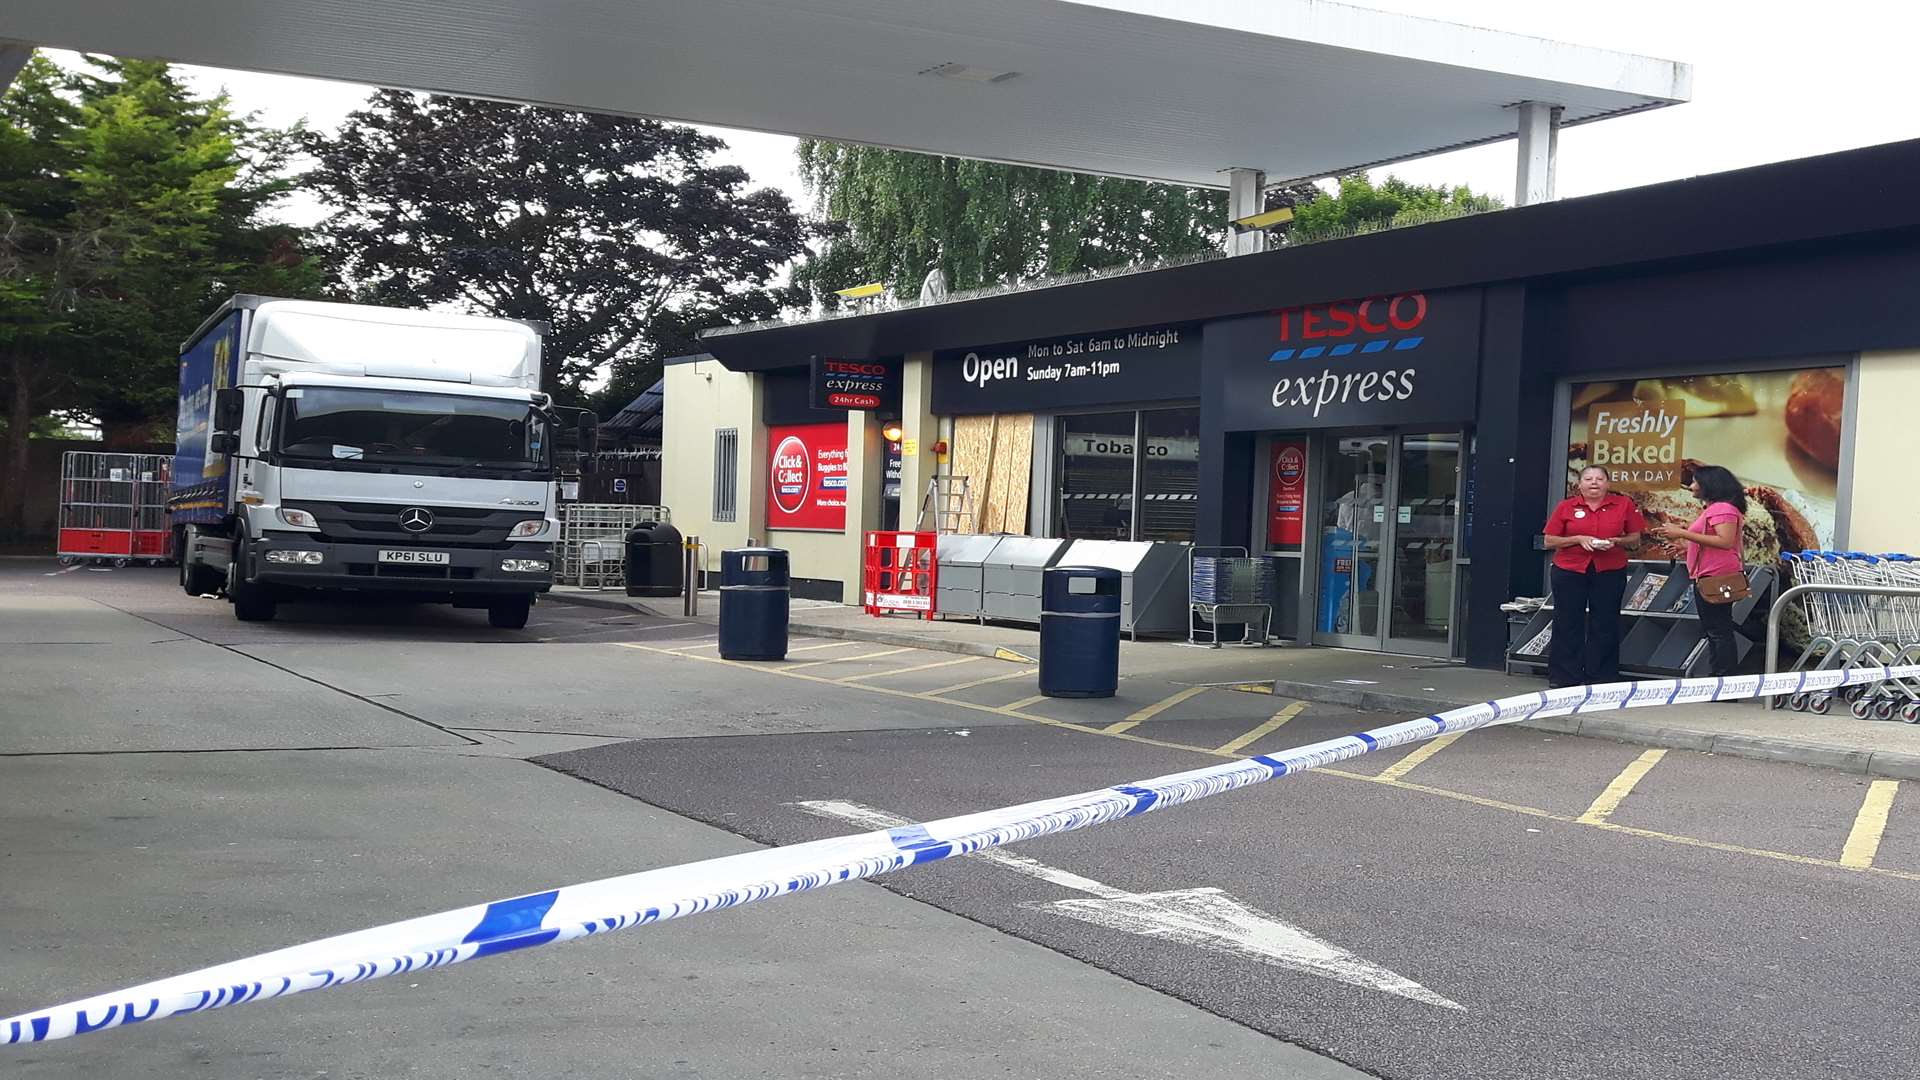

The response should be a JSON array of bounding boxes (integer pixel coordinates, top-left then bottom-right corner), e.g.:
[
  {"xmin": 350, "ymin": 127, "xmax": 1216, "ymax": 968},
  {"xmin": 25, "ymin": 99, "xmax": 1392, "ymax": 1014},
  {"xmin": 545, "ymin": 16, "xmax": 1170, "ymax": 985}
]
[
  {"xmin": 1039, "ymin": 565, "xmax": 1121, "ymax": 699},
  {"xmin": 718, "ymin": 547, "xmax": 790, "ymax": 660}
]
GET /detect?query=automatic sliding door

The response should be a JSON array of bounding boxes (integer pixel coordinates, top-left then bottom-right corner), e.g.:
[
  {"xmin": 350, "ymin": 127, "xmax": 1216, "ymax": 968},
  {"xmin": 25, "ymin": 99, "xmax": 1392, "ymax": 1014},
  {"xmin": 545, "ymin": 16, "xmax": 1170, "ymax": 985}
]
[
  {"xmin": 1386, "ymin": 433, "xmax": 1461, "ymax": 654},
  {"xmin": 1314, "ymin": 436, "xmax": 1387, "ymax": 645}
]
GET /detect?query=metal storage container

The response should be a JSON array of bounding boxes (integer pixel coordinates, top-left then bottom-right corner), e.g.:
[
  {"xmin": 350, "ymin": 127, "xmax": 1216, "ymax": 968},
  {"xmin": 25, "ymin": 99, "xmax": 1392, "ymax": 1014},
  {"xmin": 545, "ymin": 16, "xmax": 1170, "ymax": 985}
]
[
  {"xmin": 980, "ymin": 536, "xmax": 1069, "ymax": 623},
  {"xmin": 1055, "ymin": 539, "xmax": 1191, "ymax": 638},
  {"xmin": 935, "ymin": 533, "xmax": 1003, "ymax": 619}
]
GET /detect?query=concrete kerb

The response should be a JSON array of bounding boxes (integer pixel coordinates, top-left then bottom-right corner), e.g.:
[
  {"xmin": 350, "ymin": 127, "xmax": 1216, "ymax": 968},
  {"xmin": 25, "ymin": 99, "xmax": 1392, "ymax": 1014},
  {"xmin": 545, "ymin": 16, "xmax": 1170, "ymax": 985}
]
[
  {"xmin": 543, "ymin": 591, "xmax": 1037, "ymax": 663},
  {"xmin": 548, "ymin": 590, "xmax": 1920, "ymax": 780}
]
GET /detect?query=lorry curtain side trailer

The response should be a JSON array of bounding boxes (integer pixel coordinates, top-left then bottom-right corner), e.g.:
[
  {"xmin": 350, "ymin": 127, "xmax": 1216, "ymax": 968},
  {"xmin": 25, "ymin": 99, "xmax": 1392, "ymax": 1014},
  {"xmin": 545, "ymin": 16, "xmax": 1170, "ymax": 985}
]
[{"xmin": 170, "ymin": 296, "xmax": 594, "ymax": 627}]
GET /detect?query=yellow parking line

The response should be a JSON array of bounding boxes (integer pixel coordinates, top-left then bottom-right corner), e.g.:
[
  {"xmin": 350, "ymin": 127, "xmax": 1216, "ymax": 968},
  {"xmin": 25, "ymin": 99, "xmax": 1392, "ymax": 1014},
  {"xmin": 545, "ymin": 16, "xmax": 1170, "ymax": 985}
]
[
  {"xmin": 1214, "ymin": 701, "xmax": 1309, "ymax": 756},
  {"xmin": 1375, "ymin": 732, "xmax": 1463, "ymax": 783},
  {"xmin": 926, "ymin": 667, "xmax": 1038, "ymax": 696},
  {"xmin": 1841, "ymin": 780, "xmax": 1901, "ymax": 868},
  {"xmin": 782, "ymin": 647, "xmax": 914, "ymax": 671},
  {"xmin": 839, "ymin": 655, "xmax": 980, "ymax": 683},
  {"xmin": 1577, "ymin": 749, "xmax": 1667, "ymax": 824},
  {"xmin": 606, "ymin": 640, "xmax": 1920, "ymax": 885},
  {"xmin": 786, "ymin": 641, "xmax": 866, "ymax": 654},
  {"xmin": 1105, "ymin": 686, "xmax": 1210, "ymax": 733}
]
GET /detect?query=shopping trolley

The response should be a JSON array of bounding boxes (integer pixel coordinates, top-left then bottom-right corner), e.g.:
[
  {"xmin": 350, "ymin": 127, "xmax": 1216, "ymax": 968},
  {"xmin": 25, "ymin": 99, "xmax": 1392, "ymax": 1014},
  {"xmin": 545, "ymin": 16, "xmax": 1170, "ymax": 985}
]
[{"xmin": 1774, "ymin": 551, "xmax": 1920, "ymax": 721}]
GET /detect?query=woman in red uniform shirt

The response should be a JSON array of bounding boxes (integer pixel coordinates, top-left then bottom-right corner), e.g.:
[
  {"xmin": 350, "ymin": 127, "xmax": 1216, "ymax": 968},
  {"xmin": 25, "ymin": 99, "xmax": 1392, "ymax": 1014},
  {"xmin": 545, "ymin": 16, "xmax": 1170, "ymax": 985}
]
[{"xmin": 1542, "ymin": 466, "xmax": 1646, "ymax": 688}]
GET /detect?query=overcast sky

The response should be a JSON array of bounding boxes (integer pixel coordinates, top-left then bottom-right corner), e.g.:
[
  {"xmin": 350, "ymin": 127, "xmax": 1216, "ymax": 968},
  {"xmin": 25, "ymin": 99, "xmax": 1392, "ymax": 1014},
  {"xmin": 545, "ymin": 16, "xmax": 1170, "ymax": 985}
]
[{"xmin": 46, "ymin": 0, "xmax": 1920, "ymax": 224}]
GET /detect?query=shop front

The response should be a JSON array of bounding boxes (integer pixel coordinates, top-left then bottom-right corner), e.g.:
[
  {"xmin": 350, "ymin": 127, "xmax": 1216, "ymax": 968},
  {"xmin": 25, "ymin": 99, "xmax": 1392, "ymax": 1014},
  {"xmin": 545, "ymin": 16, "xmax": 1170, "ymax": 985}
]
[
  {"xmin": 690, "ymin": 138, "xmax": 1920, "ymax": 668},
  {"xmin": 928, "ymin": 323, "xmax": 1202, "ymax": 543},
  {"xmin": 1204, "ymin": 290, "xmax": 1484, "ymax": 656}
]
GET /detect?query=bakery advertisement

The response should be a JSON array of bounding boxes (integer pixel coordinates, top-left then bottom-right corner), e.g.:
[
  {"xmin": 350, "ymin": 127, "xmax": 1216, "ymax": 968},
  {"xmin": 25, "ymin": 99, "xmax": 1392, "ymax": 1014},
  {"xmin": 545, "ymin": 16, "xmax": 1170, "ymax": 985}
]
[{"xmin": 1565, "ymin": 366, "xmax": 1846, "ymax": 567}]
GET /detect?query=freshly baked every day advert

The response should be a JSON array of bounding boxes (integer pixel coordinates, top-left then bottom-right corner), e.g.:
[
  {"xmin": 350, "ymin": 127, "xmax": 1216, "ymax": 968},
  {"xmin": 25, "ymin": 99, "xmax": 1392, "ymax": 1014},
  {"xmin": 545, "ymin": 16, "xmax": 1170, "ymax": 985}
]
[{"xmin": 1565, "ymin": 366, "xmax": 1845, "ymax": 568}]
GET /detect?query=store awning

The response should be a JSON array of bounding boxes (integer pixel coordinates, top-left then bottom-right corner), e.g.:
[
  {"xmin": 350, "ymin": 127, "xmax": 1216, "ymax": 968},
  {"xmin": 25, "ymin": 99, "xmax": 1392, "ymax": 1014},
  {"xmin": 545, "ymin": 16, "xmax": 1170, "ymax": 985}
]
[{"xmin": 1, "ymin": 0, "xmax": 1687, "ymax": 189}]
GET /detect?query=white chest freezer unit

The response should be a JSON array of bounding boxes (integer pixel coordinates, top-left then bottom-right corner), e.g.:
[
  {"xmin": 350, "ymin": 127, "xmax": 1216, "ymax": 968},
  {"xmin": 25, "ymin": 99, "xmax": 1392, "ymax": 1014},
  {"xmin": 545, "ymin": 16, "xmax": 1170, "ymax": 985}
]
[
  {"xmin": 980, "ymin": 536, "xmax": 1069, "ymax": 623},
  {"xmin": 1055, "ymin": 539, "xmax": 1191, "ymax": 638},
  {"xmin": 936, "ymin": 533, "xmax": 1004, "ymax": 619}
]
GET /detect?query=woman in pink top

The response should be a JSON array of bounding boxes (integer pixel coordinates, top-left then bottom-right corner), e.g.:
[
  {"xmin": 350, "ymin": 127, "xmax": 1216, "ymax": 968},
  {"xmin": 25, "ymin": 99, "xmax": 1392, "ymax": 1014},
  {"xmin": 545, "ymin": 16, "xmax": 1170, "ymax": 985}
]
[{"xmin": 1651, "ymin": 464, "xmax": 1746, "ymax": 677}]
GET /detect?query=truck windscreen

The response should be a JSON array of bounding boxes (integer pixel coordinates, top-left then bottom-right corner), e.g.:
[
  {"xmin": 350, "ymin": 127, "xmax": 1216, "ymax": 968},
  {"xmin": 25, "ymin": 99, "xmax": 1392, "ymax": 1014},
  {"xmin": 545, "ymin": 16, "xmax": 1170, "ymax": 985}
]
[{"xmin": 278, "ymin": 387, "xmax": 549, "ymax": 474}]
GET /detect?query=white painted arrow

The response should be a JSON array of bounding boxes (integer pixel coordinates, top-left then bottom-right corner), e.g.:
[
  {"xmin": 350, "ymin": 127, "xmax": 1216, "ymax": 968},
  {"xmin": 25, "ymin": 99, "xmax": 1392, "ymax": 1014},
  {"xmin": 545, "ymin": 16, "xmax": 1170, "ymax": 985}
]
[{"xmin": 794, "ymin": 799, "xmax": 1461, "ymax": 1011}]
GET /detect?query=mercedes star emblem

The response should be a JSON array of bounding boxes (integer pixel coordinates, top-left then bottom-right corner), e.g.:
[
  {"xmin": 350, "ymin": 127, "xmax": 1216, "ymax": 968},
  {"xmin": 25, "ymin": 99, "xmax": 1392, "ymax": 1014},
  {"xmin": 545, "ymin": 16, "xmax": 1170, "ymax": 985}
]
[{"xmin": 398, "ymin": 507, "xmax": 434, "ymax": 532}]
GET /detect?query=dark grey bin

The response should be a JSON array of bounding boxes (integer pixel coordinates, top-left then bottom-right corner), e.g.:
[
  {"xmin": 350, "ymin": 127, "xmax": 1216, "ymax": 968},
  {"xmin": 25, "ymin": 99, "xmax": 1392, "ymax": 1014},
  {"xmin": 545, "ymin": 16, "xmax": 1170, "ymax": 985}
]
[
  {"xmin": 624, "ymin": 521, "xmax": 684, "ymax": 597},
  {"xmin": 1039, "ymin": 566, "xmax": 1121, "ymax": 698},
  {"xmin": 718, "ymin": 547, "xmax": 790, "ymax": 660}
]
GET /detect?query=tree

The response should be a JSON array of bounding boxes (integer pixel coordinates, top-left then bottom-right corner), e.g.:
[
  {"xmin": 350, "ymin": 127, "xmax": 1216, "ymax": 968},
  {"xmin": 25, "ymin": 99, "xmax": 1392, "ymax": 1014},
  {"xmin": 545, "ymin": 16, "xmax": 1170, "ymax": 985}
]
[
  {"xmin": 1282, "ymin": 174, "xmax": 1500, "ymax": 245},
  {"xmin": 793, "ymin": 141, "xmax": 1258, "ymax": 305},
  {"xmin": 303, "ymin": 92, "xmax": 809, "ymax": 411},
  {"xmin": 0, "ymin": 54, "xmax": 323, "ymax": 527},
  {"xmin": 62, "ymin": 58, "xmax": 324, "ymax": 446},
  {"xmin": 0, "ymin": 55, "xmax": 86, "ymax": 523}
]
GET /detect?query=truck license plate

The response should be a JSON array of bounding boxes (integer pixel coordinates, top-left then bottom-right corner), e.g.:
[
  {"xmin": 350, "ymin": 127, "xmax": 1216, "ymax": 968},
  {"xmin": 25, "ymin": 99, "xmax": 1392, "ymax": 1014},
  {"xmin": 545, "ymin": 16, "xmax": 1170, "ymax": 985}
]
[{"xmin": 378, "ymin": 550, "xmax": 451, "ymax": 565}]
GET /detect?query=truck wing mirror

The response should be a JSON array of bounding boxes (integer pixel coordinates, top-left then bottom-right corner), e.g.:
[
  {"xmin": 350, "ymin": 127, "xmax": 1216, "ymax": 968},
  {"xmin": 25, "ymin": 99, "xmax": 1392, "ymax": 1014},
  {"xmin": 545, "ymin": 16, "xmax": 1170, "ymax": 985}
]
[
  {"xmin": 210, "ymin": 432, "xmax": 240, "ymax": 456},
  {"xmin": 575, "ymin": 409, "xmax": 599, "ymax": 471},
  {"xmin": 214, "ymin": 387, "xmax": 245, "ymax": 434}
]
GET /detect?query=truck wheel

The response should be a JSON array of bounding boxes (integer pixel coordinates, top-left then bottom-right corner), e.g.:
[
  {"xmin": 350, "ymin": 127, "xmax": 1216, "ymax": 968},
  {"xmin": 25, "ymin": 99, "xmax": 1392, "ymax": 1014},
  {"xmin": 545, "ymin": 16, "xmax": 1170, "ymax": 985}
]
[
  {"xmin": 487, "ymin": 597, "xmax": 532, "ymax": 630},
  {"xmin": 179, "ymin": 531, "xmax": 222, "ymax": 596},
  {"xmin": 229, "ymin": 540, "xmax": 277, "ymax": 622}
]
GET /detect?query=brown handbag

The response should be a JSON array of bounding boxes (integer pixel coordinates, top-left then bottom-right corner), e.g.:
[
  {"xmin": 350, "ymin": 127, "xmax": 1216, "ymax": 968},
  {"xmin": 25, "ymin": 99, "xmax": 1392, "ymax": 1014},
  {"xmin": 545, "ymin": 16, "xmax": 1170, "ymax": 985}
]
[{"xmin": 1695, "ymin": 572, "xmax": 1751, "ymax": 605}]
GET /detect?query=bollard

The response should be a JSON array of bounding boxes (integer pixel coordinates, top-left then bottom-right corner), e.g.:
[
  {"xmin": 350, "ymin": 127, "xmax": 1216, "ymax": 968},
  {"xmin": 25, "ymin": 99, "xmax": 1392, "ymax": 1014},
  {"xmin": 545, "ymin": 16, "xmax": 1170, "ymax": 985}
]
[
  {"xmin": 1038, "ymin": 566, "xmax": 1121, "ymax": 698},
  {"xmin": 717, "ymin": 547, "xmax": 790, "ymax": 660}
]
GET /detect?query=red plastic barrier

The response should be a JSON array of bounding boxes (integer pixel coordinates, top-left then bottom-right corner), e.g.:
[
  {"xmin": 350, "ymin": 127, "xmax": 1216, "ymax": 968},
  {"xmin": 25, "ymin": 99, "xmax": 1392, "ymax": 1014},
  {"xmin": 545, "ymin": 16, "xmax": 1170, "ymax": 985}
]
[{"xmin": 863, "ymin": 531, "xmax": 938, "ymax": 618}]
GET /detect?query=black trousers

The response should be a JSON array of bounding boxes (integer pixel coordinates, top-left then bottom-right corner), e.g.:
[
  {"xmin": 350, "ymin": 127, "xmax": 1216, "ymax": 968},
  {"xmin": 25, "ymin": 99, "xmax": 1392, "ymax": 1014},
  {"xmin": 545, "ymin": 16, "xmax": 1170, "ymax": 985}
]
[
  {"xmin": 1549, "ymin": 566, "xmax": 1627, "ymax": 688},
  {"xmin": 1694, "ymin": 585, "xmax": 1741, "ymax": 676}
]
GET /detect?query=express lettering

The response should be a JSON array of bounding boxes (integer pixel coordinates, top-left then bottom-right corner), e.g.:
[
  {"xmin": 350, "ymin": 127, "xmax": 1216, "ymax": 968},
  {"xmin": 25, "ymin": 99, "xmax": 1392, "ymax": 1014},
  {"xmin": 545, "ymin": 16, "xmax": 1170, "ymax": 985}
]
[
  {"xmin": 961, "ymin": 351, "xmax": 1019, "ymax": 388},
  {"xmin": 1270, "ymin": 368, "xmax": 1418, "ymax": 417},
  {"xmin": 1277, "ymin": 293, "xmax": 1427, "ymax": 341}
]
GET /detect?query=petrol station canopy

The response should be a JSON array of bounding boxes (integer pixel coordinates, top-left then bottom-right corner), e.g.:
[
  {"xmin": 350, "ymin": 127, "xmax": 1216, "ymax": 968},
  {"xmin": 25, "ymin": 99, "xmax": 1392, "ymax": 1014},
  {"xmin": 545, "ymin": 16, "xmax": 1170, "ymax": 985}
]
[{"xmin": 0, "ymin": 0, "xmax": 1688, "ymax": 188}]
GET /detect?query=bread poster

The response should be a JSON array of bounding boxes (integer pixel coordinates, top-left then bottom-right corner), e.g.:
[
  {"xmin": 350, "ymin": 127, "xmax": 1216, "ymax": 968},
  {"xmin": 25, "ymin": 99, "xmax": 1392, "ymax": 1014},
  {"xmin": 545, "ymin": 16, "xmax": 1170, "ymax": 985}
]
[{"xmin": 1565, "ymin": 367, "xmax": 1845, "ymax": 568}]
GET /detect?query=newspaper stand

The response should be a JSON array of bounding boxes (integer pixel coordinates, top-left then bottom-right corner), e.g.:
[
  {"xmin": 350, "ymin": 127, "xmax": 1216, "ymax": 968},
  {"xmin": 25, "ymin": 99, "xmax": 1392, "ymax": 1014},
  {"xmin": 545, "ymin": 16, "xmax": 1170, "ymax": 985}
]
[
  {"xmin": 864, "ymin": 530, "xmax": 938, "ymax": 618},
  {"xmin": 58, "ymin": 451, "xmax": 174, "ymax": 567}
]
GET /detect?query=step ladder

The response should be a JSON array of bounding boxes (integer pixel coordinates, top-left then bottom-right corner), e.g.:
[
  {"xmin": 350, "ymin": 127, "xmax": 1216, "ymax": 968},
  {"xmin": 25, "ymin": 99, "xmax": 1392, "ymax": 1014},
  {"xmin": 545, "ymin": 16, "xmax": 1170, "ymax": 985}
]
[{"xmin": 918, "ymin": 474, "xmax": 975, "ymax": 533}]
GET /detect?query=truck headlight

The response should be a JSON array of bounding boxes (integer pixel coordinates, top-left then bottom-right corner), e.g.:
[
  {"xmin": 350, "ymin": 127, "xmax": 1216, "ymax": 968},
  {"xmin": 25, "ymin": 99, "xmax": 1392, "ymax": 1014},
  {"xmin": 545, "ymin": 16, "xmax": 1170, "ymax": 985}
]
[
  {"xmin": 265, "ymin": 550, "xmax": 324, "ymax": 565},
  {"xmin": 501, "ymin": 558, "xmax": 550, "ymax": 573},
  {"xmin": 507, "ymin": 519, "xmax": 547, "ymax": 539},
  {"xmin": 278, "ymin": 508, "xmax": 318, "ymax": 529}
]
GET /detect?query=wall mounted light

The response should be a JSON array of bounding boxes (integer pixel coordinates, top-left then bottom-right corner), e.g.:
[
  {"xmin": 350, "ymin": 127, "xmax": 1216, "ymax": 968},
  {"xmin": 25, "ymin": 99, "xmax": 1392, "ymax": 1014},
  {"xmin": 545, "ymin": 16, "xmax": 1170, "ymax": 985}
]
[{"xmin": 882, "ymin": 422, "xmax": 905, "ymax": 443}]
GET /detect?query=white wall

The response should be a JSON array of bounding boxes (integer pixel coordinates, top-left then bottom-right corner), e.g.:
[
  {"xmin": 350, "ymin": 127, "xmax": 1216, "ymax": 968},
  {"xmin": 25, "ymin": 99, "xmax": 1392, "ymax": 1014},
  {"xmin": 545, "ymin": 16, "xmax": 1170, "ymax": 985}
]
[
  {"xmin": 1848, "ymin": 349, "xmax": 1920, "ymax": 552},
  {"xmin": 661, "ymin": 360, "xmax": 871, "ymax": 601},
  {"xmin": 662, "ymin": 359, "xmax": 757, "ymax": 574}
]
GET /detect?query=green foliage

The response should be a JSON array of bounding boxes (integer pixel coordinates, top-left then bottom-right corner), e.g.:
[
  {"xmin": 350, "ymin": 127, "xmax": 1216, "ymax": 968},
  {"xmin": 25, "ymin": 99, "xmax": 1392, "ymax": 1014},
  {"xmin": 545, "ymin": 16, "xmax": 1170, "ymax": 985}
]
[
  {"xmin": 1285, "ymin": 174, "xmax": 1500, "ymax": 245},
  {"xmin": 792, "ymin": 141, "xmax": 1230, "ymax": 305},
  {"xmin": 1, "ymin": 52, "xmax": 321, "ymax": 523},
  {"xmin": 303, "ymin": 92, "xmax": 809, "ymax": 413}
]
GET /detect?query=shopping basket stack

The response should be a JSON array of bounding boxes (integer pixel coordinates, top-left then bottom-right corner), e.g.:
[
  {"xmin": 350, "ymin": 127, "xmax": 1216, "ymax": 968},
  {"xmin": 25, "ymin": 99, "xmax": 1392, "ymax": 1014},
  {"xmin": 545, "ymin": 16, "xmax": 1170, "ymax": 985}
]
[{"xmin": 1776, "ymin": 551, "xmax": 1920, "ymax": 721}]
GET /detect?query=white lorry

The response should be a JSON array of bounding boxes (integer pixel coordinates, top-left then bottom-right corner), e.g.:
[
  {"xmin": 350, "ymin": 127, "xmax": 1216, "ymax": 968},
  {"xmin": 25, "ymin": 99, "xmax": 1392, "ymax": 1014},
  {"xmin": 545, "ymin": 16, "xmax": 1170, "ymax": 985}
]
[{"xmin": 169, "ymin": 296, "xmax": 595, "ymax": 628}]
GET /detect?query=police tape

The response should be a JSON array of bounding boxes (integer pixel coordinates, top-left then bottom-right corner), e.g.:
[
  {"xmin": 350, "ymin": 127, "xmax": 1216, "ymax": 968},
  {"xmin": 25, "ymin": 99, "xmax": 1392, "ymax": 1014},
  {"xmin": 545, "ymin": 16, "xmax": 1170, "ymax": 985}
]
[{"xmin": 5, "ymin": 664, "xmax": 1913, "ymax": 1045}]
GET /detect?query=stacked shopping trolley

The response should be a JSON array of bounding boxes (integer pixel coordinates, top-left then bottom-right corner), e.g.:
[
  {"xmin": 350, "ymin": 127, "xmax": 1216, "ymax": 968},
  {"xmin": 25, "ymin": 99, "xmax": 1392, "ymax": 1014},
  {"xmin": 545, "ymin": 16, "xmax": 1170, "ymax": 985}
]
[
  {"xmin": 1775, "ymin": 551, "xmax": 1920, "ymax": 721},
  {"xmin": 1187, "ymin": 546, "xmax": 1275, "ymax": 647},
  {"xmin": 56, "ymin": 452, "xmax": 173, "ymax": 567}
]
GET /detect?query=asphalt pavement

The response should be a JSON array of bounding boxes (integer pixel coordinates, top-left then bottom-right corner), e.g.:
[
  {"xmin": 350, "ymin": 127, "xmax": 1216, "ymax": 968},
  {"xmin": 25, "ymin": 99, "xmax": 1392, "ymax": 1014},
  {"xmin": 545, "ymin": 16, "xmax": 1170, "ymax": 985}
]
[{"xmin": 6, "ymin": 560, "xmax": 1920, "ymax": 1079}]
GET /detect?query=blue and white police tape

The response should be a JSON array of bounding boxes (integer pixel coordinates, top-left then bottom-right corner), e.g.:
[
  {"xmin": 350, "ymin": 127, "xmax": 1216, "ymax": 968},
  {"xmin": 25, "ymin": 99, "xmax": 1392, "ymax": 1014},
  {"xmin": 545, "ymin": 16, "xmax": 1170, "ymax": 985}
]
[{"xmin": 6, "ymin": 663, "xmax": 1914, "ymax": 1046}]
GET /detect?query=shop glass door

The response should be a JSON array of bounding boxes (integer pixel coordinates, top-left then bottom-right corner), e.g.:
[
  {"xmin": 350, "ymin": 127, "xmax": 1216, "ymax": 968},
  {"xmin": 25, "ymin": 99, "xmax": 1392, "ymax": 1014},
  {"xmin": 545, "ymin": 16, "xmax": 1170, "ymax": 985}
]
[
  {"xmin": 1387, "ymin": 434, "xmax": 1461, "ymax": 653},
  {"xmin": 1315, "ymin": 436, "xmax": 1388, "ymax": 647},
  {"xmin": 1313, "ymin": 432, "xmax": 1462, "ymax": 655}
]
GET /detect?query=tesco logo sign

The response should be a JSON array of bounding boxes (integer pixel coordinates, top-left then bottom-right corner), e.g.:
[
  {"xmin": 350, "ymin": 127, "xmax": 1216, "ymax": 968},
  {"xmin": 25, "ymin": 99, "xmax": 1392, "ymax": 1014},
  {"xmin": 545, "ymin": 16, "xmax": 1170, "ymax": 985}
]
[
  {"xmin": 770, "ymin": 435, "xmax": 810, "ymax": 514},
  {"xmin": 1274, "ymin": 293, "xmax": 1428, "ymax": 342}
]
